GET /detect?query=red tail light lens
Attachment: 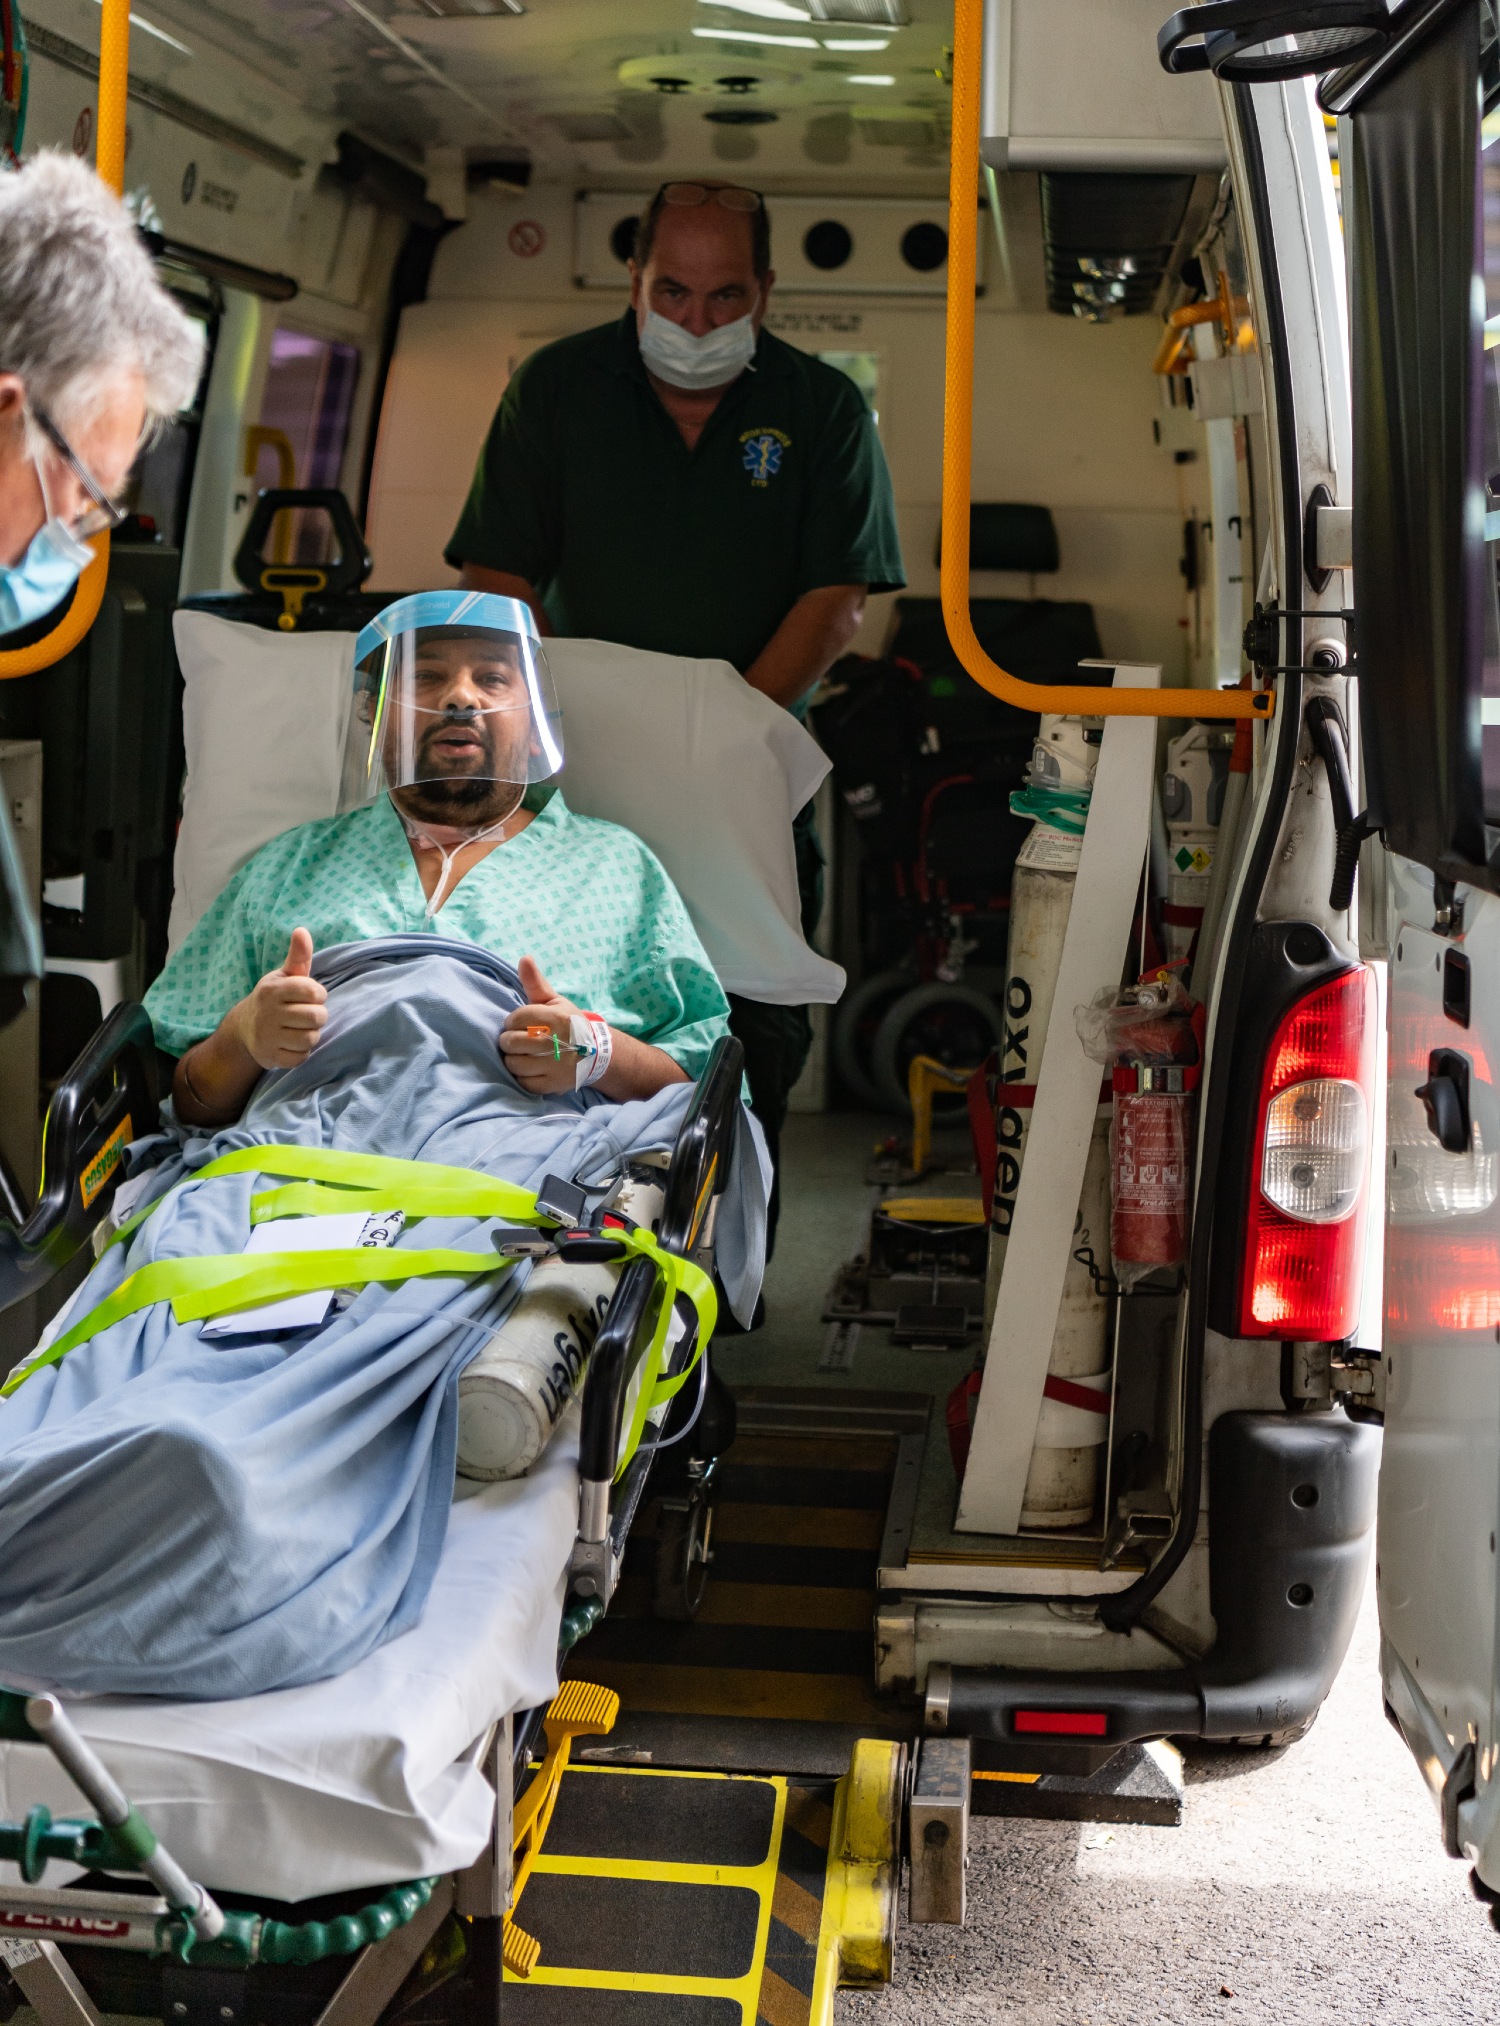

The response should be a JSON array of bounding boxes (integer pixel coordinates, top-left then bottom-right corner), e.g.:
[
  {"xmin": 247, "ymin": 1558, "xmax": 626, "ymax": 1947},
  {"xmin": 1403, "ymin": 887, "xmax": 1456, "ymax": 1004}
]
[{"xmin": 1239, "ymin": 967, "xmax": 1376, "ymax": 1339}]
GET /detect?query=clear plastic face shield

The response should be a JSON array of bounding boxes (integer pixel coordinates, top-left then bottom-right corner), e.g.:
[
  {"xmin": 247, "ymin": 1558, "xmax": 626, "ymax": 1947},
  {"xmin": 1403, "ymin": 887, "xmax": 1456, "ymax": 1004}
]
[{"xmin": 343, "ymin": 593, "xmax": 563, "ymax": 835}]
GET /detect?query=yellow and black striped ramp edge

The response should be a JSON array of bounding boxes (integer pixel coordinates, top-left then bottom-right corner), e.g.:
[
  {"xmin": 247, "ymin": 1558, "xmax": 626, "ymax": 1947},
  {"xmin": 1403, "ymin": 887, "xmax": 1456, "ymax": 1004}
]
[{"xmin": 500, "ymin": 1763, "xmax": 836, "ymax": 2024}]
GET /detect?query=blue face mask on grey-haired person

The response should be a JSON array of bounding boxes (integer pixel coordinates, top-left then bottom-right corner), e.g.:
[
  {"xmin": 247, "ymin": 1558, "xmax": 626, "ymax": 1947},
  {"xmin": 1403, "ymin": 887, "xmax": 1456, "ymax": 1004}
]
[{"xmin": 0, "ymin": 513, "xmax": 94, "ymax": 636}]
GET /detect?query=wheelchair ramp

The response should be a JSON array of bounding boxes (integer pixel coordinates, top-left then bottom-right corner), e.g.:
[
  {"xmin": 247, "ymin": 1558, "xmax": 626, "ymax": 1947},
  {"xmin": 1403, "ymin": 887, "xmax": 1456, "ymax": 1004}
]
[{"xmin": 500, "ymin": 1764, "xmax": 834, "ymax": 2024}]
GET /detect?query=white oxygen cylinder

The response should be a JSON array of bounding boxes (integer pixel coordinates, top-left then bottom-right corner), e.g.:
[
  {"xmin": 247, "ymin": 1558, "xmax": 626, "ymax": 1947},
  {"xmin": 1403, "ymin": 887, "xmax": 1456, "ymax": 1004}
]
[
  {"xmin": 1160, "ymin": 724, "xmax": 1232, "ymax": 965},
  {"xmin": 456, "ymin": 1256, "xmax": 619, "ymax": 1482},
  {"xmin": 982, "ymin": 715, "xmax": 1112, "ymax": 1530},
  {"xmin": 987, "ymin": 715, "xmax": 1102, "ymax": 1305}
]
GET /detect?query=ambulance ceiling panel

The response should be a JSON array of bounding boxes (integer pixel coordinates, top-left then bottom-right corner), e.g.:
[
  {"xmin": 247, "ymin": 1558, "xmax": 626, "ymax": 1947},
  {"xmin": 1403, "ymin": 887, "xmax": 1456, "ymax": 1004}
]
[{"xmin": 91, "ymin": 0, "xmax": 956, "ymax": 185}]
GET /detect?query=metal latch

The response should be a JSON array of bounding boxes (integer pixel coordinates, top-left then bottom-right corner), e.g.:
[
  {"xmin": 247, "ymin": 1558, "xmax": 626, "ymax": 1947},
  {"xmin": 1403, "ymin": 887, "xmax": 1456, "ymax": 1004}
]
[
  {"xmin": 908, "ymin": 1736, "xmax": 970, "ymax": 1926},
  {"xmin": 1330, "ymin": 1346, "xmax": 1385, "ymax": 1419}
]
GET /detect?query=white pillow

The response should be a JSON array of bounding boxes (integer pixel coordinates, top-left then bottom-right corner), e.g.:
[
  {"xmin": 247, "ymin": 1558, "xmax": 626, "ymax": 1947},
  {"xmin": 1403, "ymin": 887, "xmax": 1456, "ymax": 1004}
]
[
  {"xmin": 170, "ymin": 614, "xmax": 352, "ymax": 955},
  {"xmin": 170, "ymin": 611, "xmax": 844, "ymax": 1007}
]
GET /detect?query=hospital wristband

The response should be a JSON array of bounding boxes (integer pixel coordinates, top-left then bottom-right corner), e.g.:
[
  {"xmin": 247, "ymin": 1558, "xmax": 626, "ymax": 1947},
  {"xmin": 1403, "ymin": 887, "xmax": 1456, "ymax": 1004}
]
[{"xmin": 570, "ymin": 1012, "xmax": 613, "ymax": 1090}]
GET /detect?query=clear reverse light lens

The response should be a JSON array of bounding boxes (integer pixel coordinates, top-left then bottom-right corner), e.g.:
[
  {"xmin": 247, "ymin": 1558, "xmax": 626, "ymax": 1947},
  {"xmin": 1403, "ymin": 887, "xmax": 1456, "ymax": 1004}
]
[{"xmin": 1261, "ymin": 1077, "xmax": 1367, "ymax": 1223}]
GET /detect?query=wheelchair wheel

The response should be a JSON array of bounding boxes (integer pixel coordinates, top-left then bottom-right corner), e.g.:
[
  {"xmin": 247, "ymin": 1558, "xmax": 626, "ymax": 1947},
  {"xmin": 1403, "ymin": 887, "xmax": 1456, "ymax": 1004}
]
[
  {"xmin": 870, "ymin": 981, "xmax": 1004, "ymax": 1115},
  {"xmin": 831, "ymin": 967, "xmax": 914, "ymax": 1110},
  {"xmin": 653, "ymin": 1488, "xmax": 713, "ymax": 1622}
]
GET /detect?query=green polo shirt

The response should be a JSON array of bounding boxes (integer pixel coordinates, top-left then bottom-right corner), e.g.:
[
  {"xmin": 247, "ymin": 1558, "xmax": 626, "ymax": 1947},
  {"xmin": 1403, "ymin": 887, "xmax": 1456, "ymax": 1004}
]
[{"xmin": 444, "ymin": 312, "xmax": 905, "ymax": 677}]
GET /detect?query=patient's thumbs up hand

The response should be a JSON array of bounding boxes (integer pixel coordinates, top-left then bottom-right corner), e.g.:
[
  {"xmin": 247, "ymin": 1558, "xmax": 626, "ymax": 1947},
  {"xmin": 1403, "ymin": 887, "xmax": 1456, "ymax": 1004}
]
[
  {"xmin": 517, "ymin": 956, "xmax": 559, "ymax": 1007},
  {"xmin": 499, "ymin": 956, "xmax": 580, "ymax": 1094},
  {"xmin": 232, "ymin": 927, "xmax": 328, "ymax": 1071}
]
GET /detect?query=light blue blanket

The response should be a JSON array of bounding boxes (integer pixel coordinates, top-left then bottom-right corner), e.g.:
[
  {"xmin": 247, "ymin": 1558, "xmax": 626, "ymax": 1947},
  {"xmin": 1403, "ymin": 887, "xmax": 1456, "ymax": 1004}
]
[{"xmin": 0, "ymin": 939, "xmax": 766, "ymax": 1701}]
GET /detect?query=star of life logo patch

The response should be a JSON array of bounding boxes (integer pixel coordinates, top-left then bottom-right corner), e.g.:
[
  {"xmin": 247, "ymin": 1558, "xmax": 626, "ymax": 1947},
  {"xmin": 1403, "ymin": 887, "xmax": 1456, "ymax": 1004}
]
[{"xmin": 740, "ymin": 427, "xmax": 790, "ymax": 485}]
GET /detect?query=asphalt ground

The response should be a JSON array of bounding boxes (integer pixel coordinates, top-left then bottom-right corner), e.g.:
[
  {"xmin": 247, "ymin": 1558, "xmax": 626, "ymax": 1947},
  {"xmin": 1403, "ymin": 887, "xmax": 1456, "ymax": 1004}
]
[{"xmin": 839, "ymin": 1571, "xmax": 1500, "ymax": 2023}]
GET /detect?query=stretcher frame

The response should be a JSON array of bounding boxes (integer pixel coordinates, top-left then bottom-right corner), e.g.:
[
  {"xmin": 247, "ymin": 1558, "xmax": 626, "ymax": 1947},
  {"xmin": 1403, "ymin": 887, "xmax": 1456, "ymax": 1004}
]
[{"xmin": 0, "ymin": 1012, "xmax": 747, "ymax": 2025}]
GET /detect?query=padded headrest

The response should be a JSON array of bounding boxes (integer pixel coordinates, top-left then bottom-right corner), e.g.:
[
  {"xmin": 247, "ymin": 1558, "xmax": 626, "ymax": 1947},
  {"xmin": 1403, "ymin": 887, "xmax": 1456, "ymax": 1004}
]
[
  {"xmin": 169, "ymin": 612, "xmax": 844, "ymax": 1008},
  {"xmin": 934, "ymin": 503, "xmax": 1060, "ymax": 574}
]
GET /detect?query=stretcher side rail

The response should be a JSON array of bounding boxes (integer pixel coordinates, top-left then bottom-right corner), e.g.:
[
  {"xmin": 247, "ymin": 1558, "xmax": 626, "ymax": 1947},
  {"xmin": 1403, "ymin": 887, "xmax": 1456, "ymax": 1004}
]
[
  {"xmin": 570, "ymin": 1030, "xmax": 744, "ymax": 1606},
  {"xmin": 0, "ymin": 1002, "xmax": 160, "ymax": 1317}
]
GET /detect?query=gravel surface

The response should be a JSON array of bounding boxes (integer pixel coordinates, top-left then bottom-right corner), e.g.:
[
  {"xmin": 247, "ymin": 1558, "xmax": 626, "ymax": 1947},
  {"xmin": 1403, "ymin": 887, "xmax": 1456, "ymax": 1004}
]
[{"xmin": 840, "ymin": 1574, "xmax": 1500, "ymax": 2023}]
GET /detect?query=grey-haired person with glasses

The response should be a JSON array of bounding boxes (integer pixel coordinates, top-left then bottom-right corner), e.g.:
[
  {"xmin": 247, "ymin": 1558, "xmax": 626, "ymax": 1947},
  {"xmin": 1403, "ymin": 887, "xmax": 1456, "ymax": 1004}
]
[
  {"xmin": 0, "ymin": 151, "xmax": 203, "ymax": 638},
  {"xmin": 447, "ymin": 177, "xmax": 905, "ymax": 1275},
  {"xmin": 0, "ymin": 151, "xmax": 202, "ymax": 1023}
]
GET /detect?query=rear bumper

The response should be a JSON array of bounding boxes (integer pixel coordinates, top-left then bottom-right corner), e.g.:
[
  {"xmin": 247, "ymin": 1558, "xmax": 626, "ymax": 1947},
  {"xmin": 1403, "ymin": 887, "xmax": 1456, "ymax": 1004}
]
[{"xmin": 925, "ymin": 1410, "xmax": 1380, "ymax": 1754}]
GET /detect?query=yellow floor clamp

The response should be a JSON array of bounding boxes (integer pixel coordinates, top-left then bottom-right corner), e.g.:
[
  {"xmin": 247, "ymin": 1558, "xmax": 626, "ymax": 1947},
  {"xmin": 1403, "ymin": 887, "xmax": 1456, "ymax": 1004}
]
[
  {"xmin": 906, "ymin": 1053, "xmax": 980, "ymax": 1178},
  {"xmin": 503, "ymin": 1679, "xmax": 620, "ymax": 1978}
]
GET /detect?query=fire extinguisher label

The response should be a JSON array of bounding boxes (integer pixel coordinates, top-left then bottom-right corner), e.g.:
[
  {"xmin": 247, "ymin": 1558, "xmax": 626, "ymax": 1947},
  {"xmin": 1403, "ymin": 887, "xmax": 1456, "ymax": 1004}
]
[{"xmin": 1112, "ymin": 1091, "xmax": 1190, "ymax": 1268}]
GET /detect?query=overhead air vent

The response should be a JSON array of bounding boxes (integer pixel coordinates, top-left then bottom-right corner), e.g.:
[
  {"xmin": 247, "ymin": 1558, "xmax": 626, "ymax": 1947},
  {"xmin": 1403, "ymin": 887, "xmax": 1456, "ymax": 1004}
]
[
  {"xmin": 1039, "ymin": 172, "xmax": 1194, "ymax": 319},
  {"xmin": 575, "ymin": 191, "xmax": 974, "ymax": 296}
]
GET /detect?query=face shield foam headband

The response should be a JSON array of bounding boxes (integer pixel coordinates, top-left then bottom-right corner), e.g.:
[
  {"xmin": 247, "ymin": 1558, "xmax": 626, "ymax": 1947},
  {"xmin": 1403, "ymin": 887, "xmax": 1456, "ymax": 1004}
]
[{"xmin": 342, "ymin": 592, "xmax": 563, "ymax": 833}]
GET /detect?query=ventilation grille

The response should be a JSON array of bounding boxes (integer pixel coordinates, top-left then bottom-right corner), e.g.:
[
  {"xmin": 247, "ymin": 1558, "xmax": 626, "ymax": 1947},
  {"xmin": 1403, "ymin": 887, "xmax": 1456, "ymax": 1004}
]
[{"xmin": 1040, "ymin": 172, "xmax": 1195, "ymax": 320}]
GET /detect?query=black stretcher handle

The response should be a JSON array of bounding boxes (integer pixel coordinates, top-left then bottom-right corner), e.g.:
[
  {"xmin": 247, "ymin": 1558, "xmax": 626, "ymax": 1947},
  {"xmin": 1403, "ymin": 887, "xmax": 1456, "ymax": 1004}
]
[
  {"xmin": 0, "ymin": 1000, "xmax": 159, "ymax": 1314},
  {"xmin": 576, "ymin": 1033, "xmax": 745, "ymax": 1488}
]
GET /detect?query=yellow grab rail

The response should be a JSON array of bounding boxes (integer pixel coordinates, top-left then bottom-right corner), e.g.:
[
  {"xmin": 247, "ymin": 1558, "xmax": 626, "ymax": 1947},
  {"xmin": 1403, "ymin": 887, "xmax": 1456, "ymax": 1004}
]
[
  {"xmin": 941, "ymin": 0, "xmax": 1270, "ymax": 721},
  {"xmin": 0, "ymin": 0, "xmax": 129, "ymax": 680}
]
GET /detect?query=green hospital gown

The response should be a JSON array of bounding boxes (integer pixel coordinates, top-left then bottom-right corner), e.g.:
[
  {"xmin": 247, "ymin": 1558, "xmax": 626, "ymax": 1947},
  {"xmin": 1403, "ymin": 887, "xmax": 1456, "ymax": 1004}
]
[{"xmin": 144, "ymin": 791, "xmax": 731, "ymax": 1079}]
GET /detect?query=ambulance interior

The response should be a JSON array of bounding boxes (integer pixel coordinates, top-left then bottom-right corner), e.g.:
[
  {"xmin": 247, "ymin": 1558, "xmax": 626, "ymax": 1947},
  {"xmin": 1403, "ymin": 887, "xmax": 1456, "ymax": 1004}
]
[{"xmin": 0, "ymin": 0, "xmax": 1370, "ymax": 1812}]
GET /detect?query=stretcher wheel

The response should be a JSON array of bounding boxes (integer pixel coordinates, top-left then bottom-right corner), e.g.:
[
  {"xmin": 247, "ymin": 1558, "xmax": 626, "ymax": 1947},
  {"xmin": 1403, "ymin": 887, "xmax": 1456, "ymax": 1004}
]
[{"xmin": 653, "ymin": 1489, "xmax": 713, "ymax": 1621}]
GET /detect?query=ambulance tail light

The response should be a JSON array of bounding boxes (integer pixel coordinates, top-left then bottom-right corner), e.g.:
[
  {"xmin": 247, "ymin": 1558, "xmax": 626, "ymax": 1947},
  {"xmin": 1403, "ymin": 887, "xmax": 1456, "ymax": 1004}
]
[{"xmin": 1239, "ymin": 966, "xmax": 1376, "ymax": 1340}]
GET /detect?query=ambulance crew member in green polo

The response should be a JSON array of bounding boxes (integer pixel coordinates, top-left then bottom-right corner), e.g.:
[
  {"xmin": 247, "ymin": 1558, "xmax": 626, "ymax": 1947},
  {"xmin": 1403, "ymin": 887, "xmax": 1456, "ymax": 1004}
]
[{"xmin": 445, "ymin": 179, "xmax": 905, "ymax": 1264}]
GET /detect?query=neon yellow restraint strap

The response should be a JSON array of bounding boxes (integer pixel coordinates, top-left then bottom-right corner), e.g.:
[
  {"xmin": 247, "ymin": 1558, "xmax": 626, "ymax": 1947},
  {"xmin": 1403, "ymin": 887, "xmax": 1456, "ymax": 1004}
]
[{"xmin": 0, "ymin": 1146, "xmax": 717, "ymax": 1472}]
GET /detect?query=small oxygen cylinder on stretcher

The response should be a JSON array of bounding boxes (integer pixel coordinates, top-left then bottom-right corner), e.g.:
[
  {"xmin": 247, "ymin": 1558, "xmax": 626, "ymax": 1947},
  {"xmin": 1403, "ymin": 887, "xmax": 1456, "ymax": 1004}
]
[{"xmin": 455, "ymin": 1171, "xmax": 665, "ymax": 1483}]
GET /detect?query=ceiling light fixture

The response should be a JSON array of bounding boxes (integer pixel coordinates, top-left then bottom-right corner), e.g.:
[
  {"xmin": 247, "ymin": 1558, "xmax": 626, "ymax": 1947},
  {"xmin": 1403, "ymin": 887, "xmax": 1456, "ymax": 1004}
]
[
  {"xmin": 87, "ymin": 0, "xmax": 192, "ymax": 56},
  {"xmin": 846, "ymin": 72, "xmax": 896, "ymax": 83},
  {"xmin": 691, "ymin": 24, "xmax": 820, "ymax": 45},
  {"xmin": 822, "ymin": 36, "xmax": 890, "ymax": 48},
  {"xmin": 700, "ymin": 0, "xmax": 813, "ymax": 17}
]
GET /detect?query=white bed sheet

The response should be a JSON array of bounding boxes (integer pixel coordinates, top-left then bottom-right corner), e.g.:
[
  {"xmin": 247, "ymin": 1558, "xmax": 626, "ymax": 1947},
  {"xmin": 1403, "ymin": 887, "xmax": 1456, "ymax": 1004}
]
[{"xmin": 0, "ymin": 1415, "xmax": 580, "ymax": 1902}]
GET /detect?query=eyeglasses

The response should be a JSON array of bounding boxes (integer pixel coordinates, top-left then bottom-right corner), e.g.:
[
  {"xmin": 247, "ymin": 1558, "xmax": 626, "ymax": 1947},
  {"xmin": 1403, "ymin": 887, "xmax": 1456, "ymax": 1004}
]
[
  {"xmin": 656, "ymin": 181, "xmax": 764, "ymax": 215},
  {"xmin": 28, "ymin": 401, "xmax": 129, "ymax": 538}
]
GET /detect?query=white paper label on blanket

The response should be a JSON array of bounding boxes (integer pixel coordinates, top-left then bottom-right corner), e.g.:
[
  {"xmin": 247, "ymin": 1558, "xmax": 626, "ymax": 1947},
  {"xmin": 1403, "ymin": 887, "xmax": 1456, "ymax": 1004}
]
[{"xmin": 202, "ymin": 1213, "xmax": 374, "ymax": 1338}]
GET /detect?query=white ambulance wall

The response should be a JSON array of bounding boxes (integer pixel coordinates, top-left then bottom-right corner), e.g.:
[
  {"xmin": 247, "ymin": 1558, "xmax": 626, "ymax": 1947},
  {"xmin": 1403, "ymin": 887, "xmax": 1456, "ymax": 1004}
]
[{"xmin": 366, "ymin": 184, "xmax": 1186, "ymax": 674}]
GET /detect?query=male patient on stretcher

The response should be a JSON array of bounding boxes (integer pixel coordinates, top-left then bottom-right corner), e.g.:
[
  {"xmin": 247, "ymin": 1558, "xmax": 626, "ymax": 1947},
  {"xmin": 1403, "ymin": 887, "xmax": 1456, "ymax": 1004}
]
[{"xmin": 0, "ymin": 592, "xmax": 766, "ymax": 1704}]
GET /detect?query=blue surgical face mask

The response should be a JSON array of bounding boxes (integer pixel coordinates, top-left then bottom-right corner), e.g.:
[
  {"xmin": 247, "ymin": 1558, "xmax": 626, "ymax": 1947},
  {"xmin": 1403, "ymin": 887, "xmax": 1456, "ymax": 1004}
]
[
  {"xmin": 0, "ymin": 514, "xmax": 94, "ymax": 637},
  {"xmin": 638, "ymin": 308, "xmax": 757, "ymax": 391}
]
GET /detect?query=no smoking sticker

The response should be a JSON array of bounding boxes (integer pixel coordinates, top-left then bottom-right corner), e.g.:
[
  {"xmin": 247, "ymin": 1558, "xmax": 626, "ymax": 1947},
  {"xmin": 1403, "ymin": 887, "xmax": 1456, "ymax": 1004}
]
[{"xmin": 508, "ymin": 220, "xmax": 546, "ymax": 258}]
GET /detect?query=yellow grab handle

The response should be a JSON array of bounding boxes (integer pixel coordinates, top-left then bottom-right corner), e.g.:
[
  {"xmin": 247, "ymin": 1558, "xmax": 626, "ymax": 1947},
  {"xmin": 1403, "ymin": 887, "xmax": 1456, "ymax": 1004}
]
[
  {"xmin": 942, "ymin": 0, "xmax": 1269, "ymax": 722},
  {"xmin": 0, "ymin": 0, "xmax": 128, "ymax": 679}
]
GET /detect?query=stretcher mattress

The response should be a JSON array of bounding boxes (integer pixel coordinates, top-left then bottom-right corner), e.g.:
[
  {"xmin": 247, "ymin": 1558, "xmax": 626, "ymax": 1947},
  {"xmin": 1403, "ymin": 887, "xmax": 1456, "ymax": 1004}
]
[{"xmin": 0, "ymin": 1415, "xmax": 580, "ymax": 1902}]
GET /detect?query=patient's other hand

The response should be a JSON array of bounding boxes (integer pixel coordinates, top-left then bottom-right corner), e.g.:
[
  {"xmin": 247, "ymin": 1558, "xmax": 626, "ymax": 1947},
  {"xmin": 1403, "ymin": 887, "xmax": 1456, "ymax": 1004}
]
[
  {"xmin": 498, "ymin": 957, "xmax": 581, "ymax": 1095},
  {"xmin": 232, "ymin": 929, "xmax": 329, "ymax": 1070}
]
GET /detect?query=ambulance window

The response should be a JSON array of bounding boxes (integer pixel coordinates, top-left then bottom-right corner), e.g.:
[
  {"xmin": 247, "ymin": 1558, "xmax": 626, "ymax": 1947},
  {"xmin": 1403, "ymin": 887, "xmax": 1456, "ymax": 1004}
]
[
  {"xmin": 250, "ymin": 330, "xmax": 360, "ymax": 564},
  {"xmin": 124, "ymin": 304, "xmax": 214, "ymax": 549},
  {"xmin": 818, "ymin": 349, "xmax": 880, "ymax": 423}
]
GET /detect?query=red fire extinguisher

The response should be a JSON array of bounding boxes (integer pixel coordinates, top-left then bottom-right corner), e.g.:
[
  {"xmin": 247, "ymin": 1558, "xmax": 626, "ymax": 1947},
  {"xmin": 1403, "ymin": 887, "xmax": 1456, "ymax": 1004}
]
[{"xmin": 1079, "ymin": 975, "xmax": 1202, "ymax": 1290}]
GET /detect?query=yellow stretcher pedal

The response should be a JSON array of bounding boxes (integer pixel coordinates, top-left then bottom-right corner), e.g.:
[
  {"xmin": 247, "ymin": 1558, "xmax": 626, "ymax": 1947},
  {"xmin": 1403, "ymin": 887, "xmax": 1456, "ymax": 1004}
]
[
  {"xmin": 501, "ymin": 1919, "xmax": 542, "ymax": 1979},
  {"xmin": 542, "ymin": 1680, "xmax": 619, "ymax": 1751}
]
